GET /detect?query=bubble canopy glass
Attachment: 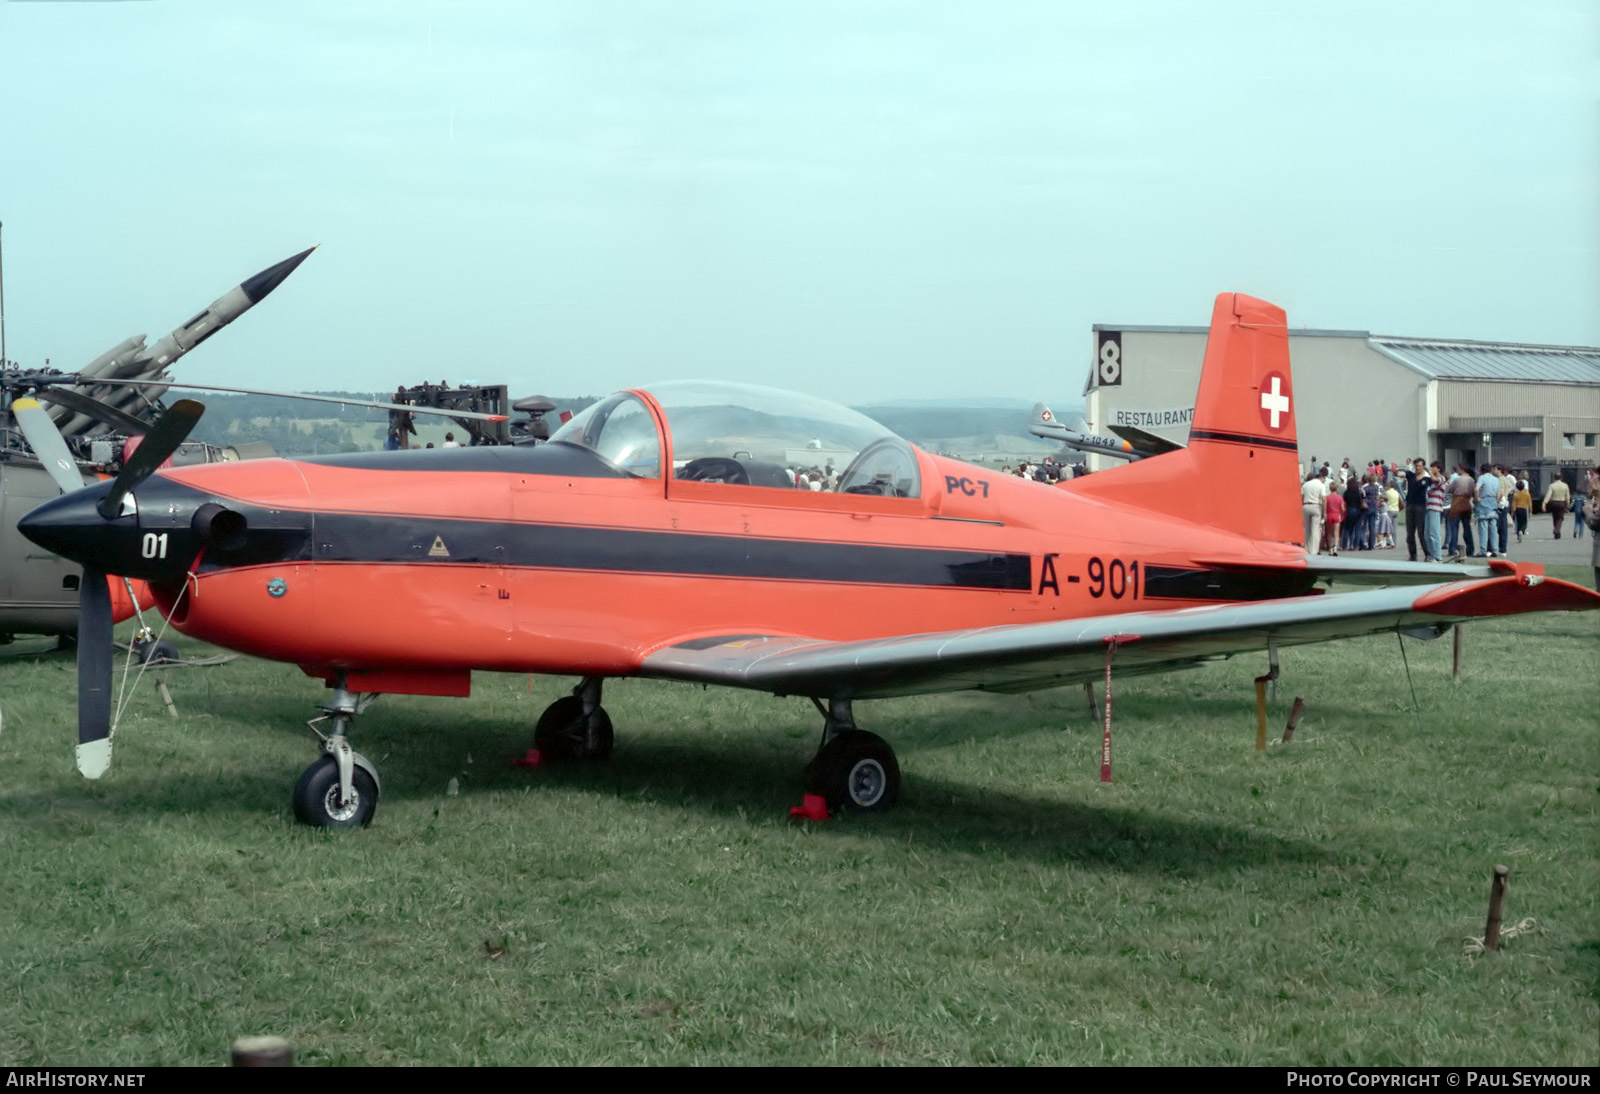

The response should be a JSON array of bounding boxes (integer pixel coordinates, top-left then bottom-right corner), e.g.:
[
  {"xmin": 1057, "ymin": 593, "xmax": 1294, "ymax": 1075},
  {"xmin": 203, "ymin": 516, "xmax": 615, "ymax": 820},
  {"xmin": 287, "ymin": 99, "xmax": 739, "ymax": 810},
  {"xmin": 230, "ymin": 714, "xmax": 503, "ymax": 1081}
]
[{"xmin": 548, "ymin": 381, "xmax": 921, "ymax": 498}]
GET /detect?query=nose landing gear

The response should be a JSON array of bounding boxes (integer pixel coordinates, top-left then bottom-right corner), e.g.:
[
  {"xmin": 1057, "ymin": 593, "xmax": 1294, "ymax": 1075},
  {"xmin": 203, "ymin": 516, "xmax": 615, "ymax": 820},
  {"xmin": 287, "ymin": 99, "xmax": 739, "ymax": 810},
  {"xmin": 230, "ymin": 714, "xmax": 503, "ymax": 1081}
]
[{"xmin": 292, "ymin": 679, "xmax": 382, "ymax": 828}]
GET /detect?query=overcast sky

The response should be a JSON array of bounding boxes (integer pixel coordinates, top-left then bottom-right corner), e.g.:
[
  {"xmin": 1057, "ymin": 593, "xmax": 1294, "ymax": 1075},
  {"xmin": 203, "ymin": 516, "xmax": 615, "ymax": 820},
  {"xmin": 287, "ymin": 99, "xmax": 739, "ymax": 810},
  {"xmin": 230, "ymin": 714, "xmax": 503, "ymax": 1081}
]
[{"xmin": 2, "ymin": 1, "xmax": 1595, "ymax": 405}]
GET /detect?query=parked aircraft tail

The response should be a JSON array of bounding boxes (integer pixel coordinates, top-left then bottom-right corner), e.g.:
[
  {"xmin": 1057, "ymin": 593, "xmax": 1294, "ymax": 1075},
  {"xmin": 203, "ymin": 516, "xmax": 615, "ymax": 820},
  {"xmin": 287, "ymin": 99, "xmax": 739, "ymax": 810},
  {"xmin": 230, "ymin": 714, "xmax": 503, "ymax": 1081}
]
[
  {"xmin": 1067, "ymin": 293, "xmax": 1303, "ymax": 545},
  {"xmin": 1029, "ymin": 402, "xmax": 1139, "ymax": 460}
]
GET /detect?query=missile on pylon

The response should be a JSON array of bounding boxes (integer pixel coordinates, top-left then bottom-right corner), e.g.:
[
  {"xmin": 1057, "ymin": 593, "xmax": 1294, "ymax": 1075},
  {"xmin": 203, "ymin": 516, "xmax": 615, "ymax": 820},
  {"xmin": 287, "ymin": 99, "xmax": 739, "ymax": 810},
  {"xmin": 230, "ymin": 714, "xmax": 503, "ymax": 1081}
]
[
  {"xmin": 75, "ymin": 337, "xmax": 146, "ymax": 384},
  {"xmin": 141, "ymin": 246, "xmax": 316, "ymax": 370},
  {"xmin": 50, "ymin": 247, "xmax": 316, "ymax": 436}
]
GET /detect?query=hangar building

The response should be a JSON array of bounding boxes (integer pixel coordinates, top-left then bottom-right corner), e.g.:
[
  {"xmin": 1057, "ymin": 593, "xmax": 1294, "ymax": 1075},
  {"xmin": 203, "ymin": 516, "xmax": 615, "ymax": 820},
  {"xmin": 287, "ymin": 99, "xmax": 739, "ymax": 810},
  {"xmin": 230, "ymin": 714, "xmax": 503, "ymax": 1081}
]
[{"xmin": 1082, "ymin": 323, "xmax": 1600, "ymax": 489}]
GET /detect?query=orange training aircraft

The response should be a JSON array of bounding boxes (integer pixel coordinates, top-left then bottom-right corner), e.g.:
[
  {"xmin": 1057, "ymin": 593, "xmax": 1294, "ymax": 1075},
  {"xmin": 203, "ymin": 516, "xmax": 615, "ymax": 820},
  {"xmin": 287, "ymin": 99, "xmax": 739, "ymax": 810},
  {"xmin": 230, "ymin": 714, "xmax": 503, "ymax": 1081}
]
[{"xmin": 20, "ymin": 293, "xmax": 1599, "ymax": 826}]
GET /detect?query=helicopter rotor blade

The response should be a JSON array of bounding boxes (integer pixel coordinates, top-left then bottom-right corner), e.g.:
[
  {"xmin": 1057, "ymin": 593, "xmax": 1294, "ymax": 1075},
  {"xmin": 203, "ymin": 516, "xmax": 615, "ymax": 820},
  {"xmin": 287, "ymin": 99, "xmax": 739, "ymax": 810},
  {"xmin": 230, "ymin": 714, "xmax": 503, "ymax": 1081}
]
[
  {"xmin": 34, "ymin": 387, "xmax": 152, "ymax": 435},
  {"xmin": 10, "ymin": 398, "xmax": 87, "ymax": 495}
]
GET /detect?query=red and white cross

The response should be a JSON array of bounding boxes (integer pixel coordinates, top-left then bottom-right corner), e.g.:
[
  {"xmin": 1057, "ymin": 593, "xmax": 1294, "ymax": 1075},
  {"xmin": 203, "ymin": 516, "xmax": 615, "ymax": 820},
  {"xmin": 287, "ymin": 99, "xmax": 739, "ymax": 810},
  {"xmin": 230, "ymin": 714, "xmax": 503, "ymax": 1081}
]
[{"xmin": 1259, "ymin": 373, "xmax": 1290, "ymax": 431}]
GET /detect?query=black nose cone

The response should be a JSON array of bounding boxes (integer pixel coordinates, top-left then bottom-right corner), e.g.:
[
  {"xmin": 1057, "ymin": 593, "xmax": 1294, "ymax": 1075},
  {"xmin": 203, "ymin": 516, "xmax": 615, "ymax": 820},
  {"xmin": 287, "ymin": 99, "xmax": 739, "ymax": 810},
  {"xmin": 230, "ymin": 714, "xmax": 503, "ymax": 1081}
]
[{"xmin": 18, "ymin": 482, "xmax": 143, "ymax": 576}]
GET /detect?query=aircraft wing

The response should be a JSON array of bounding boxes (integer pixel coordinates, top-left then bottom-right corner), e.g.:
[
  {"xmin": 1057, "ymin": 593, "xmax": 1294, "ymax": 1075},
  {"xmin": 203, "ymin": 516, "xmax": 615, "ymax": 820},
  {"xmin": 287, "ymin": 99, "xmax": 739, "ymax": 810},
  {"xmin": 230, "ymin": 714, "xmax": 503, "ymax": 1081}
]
[{"xmin": 641, "ymin": 575, "xmax": 1599, "ymax": 701}]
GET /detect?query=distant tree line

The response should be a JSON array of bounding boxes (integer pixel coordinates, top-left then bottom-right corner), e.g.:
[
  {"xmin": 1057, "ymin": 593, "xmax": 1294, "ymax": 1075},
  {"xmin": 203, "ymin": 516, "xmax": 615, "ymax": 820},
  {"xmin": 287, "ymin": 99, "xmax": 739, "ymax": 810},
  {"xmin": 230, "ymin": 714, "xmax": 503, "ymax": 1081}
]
[
  {"xmin": 182, "ymin": 391, "xmax": 600, "ymax": 456},
  {"xmin": 182, "ymin": 391, "xmax": 388, "ymax": 455}
]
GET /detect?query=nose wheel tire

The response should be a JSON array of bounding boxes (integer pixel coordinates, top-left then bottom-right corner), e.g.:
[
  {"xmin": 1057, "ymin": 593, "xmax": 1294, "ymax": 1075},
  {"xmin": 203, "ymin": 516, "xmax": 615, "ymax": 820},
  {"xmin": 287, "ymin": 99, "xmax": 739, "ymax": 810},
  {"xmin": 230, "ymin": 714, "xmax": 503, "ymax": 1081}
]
[
  {"xmin": 534, "ymin": 696, "xmax": 614, "ymax": 762},
  {"xmin": 805, "ymin": 729, "xmax": 900, "ymax": 812},
  {"xmin": 293, "ymin": 755, "xmax": 378, "ymax": 828}
]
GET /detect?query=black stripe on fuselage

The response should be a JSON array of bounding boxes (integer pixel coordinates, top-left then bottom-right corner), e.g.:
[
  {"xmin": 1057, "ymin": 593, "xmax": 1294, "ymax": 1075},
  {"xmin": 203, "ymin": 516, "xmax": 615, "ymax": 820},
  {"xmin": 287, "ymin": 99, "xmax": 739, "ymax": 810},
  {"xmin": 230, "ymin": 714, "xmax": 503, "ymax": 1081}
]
[
  {"xmin": 207, "ymin": 504, "xmax": 1034, "ymax": 592},
  {"xmin": 1143, "ymin": 565, "xmax": 1317, "ymax": 601},
  {"xmin": 1187, "ymin": 428, "xmax": 1299, "ymax": 452}
]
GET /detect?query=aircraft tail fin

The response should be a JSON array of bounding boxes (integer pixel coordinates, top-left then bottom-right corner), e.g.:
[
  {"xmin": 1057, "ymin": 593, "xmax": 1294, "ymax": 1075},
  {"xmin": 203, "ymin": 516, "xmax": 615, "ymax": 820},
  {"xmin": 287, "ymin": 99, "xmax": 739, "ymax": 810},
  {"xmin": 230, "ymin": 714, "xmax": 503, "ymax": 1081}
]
[
  {"xmin": 1057, "ymin": 409, "xmax": 1091, "ymax": 433},
  {"xmin": 1069, "ymin": 293, "xmax": 1303, "ymax": 545}
]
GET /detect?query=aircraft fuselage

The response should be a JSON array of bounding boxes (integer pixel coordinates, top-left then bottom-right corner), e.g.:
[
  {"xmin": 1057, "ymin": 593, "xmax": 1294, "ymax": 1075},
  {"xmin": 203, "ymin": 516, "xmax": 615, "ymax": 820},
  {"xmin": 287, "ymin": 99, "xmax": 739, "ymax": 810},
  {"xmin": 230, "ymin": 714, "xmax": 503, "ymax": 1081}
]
[{"xmin": 21, "ymin": 437, "xmax": 1314, "ymax": 695}]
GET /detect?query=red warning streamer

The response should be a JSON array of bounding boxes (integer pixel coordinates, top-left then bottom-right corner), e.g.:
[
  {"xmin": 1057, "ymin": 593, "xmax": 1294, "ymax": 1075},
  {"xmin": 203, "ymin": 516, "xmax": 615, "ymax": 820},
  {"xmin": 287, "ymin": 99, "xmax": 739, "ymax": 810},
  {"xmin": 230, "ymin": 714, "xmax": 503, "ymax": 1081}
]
[{"xmin": 1101, "ymin": 637, "xmax": 1118, "ymax": 782}]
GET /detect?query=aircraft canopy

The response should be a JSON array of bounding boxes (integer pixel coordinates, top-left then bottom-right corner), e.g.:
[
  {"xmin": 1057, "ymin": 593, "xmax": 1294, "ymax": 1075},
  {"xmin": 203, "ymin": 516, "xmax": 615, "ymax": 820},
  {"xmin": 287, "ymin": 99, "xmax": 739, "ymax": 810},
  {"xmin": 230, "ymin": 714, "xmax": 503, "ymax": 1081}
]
[{"xmin": 550, "ymin": 381, "xmax": 921, "ymax": 497}]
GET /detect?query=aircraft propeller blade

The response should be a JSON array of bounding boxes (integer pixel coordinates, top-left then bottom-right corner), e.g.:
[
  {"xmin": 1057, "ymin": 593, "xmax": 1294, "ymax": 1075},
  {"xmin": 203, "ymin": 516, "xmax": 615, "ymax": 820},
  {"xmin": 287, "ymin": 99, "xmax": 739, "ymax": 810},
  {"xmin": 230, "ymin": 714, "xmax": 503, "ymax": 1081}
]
[
  {"xmin": 76, "ymin": 565, "xmax": 114, "ymax": 779},
  {"xmin": 10, "ymin": 398, "xmax": 87, "ymax": 494},
  {"xmin": 95, "ymin": 399, "xmax": 204, "ymax": 520}
]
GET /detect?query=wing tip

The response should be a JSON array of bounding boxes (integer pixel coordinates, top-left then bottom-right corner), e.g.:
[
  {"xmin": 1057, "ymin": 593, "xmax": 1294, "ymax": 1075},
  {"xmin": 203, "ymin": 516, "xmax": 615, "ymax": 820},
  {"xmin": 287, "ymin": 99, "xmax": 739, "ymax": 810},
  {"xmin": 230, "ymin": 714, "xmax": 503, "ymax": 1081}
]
[{"xmin": 1413, "ymin": 575, "xmax": 1600, "ymax": 617}]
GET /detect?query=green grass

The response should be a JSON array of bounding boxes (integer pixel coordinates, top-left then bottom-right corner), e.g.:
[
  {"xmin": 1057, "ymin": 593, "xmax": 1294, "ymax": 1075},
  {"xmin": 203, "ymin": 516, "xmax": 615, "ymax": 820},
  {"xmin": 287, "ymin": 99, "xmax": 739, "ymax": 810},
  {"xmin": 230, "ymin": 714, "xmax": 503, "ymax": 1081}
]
[{"xmin": 1, "ymin": 570, "xmax": 1595, "ymax": 1065}]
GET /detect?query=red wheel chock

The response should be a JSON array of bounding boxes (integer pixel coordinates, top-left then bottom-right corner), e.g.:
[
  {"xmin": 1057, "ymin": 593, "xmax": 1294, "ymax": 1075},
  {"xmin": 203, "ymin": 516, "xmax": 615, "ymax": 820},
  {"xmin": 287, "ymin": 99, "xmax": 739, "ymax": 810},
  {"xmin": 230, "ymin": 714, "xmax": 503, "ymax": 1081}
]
[{"xmin": 788, "ymin": 793, "xmax": 830, "ymax": 822}]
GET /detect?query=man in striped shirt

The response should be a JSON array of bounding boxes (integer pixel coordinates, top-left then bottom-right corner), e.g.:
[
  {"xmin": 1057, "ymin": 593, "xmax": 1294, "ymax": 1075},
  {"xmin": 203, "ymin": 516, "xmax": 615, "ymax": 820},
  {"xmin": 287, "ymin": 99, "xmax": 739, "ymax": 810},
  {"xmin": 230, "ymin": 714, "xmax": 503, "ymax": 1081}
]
[{"xmin": 1425, "ymin": 461, "xmax": 1448, "ymax": 562}]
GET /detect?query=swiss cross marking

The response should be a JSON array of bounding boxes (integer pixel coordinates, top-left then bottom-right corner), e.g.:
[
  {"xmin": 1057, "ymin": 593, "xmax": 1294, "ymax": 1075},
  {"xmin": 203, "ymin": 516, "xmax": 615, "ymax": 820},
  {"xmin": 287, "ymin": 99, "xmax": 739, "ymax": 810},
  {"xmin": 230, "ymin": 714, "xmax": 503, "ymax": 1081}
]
[{"xmin": 1259, "ymin": 372, "xmax": 1290, "ymax": 431}]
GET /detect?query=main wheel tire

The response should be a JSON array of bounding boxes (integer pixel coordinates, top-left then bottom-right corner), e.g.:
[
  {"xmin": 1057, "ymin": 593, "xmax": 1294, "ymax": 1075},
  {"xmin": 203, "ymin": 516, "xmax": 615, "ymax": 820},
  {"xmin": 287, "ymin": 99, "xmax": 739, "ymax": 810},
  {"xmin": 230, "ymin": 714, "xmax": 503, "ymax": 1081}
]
[
  {"xmin": 534, "ymin": 696, "xmax": 614, "ymax": 762},
  {"xmin": 804, "ymin": 729, "xmax": 900, "ymax": 812},
  {"xmin": 292, "ymin": 755, "xmax": 378, "ymax": 828},
  {"xmin": 133, "ymin": 637, "xmax": 180, "ymax": 665}
]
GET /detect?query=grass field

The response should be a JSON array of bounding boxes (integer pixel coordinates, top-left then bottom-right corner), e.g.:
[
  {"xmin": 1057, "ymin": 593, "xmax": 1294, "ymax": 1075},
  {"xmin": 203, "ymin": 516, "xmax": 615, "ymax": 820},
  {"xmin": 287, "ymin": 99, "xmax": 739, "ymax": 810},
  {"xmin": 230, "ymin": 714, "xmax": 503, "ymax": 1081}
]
[{"xmin": 1, "ymin": 570, "xmax": 1595, "ymax": 1066}]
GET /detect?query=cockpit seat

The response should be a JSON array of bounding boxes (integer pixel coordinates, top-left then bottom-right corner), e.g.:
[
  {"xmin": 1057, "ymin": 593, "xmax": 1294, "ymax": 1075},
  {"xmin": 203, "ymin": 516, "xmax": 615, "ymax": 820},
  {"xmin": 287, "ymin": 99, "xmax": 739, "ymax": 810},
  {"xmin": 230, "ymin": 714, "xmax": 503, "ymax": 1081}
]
[{"xmin": 676, "ymin": 457, "xmax": 792, "ymax": 488}]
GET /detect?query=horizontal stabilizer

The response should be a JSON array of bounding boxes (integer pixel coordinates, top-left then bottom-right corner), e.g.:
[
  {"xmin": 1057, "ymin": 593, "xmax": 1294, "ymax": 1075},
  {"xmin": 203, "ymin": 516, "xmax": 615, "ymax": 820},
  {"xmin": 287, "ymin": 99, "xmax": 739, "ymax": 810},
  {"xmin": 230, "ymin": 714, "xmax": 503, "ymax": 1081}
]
[{"xmin": 1107, "ymin": 424, "xmax": 1185, "ymax": 459}]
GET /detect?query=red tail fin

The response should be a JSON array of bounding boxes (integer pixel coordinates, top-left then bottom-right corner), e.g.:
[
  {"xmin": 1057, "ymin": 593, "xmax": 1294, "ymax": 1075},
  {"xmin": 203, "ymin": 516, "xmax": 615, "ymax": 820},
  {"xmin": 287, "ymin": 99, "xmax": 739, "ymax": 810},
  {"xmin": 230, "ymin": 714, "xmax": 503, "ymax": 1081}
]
[{"xmin": 1071, "ymin": 293, "xmax": 1303, "ymax": 545}]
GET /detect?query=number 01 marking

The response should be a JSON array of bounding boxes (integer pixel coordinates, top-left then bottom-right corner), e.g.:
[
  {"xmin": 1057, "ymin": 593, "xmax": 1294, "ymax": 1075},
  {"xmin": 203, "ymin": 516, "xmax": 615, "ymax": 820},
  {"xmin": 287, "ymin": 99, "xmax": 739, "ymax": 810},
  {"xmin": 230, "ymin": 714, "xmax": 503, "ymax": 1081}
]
[{"xmin": 141, "ymin": 532, "xmax": 168, "ymax": 560}]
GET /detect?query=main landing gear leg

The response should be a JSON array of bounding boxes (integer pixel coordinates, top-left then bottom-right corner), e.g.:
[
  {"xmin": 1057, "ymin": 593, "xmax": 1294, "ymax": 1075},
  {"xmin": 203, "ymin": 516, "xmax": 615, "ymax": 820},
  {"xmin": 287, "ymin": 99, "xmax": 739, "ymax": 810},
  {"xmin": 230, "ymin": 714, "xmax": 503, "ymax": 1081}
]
[
  {"xmin": 292, "ymin": 676, "xmax": 383, "ymax": 828},
  {"xmin": 803, "ymin": 697, "xmax": 900, "ymax": 812},
  {"xmin": 534, "ymin": 676, "xmax": 614, "ymax": 762}
]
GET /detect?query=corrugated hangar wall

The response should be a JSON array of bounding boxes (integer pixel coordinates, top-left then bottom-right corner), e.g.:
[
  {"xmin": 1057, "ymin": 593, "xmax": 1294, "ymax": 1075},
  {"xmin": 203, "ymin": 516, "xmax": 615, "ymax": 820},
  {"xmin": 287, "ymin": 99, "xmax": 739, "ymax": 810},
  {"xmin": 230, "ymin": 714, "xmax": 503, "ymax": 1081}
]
[{"xmin": 1439, "ymin": 382, "xmax": 1585, "ymax": 418}]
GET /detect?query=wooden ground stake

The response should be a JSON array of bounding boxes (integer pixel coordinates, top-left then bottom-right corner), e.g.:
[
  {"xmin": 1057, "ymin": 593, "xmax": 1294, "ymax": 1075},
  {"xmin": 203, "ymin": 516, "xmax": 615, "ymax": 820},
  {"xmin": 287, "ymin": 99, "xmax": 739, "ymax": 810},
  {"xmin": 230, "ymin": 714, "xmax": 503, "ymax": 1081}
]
[
  {"xmin": 1484, "ymin": 864, "xmax": 1510, "ymax": 952},
  {"xmin": 1253, "ymin": 674, "xmax": 1270, "ymax": 751},
  {"xmin": 1282, "ymin": 697, "xmax": 1306, "ymax": 742},
  {"xmin": 156, "ymin": 677, "xmax": 178, "ymax": 718}
]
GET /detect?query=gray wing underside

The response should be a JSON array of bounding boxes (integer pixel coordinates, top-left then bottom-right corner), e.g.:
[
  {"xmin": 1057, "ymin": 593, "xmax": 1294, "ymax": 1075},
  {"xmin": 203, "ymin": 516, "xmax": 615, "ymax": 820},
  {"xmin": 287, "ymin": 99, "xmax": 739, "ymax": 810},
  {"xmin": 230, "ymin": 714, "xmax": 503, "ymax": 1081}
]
[{"xmin": 640, "ymin": 584, "xmax": 1471, "ymax": 701}]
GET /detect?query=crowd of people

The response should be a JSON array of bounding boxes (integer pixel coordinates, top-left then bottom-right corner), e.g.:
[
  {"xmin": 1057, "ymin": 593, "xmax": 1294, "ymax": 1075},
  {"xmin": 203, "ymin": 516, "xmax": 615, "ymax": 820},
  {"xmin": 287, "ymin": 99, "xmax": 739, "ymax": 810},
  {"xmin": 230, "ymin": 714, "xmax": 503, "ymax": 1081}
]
[
  {"xmin": 997, "ymin": 458, "xmax": 1081, "ymax": 483},
  {"xmin": 1299, "ymin": 456, "xmax": 1598, "ymax": 570}
]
